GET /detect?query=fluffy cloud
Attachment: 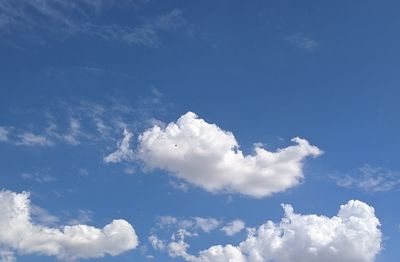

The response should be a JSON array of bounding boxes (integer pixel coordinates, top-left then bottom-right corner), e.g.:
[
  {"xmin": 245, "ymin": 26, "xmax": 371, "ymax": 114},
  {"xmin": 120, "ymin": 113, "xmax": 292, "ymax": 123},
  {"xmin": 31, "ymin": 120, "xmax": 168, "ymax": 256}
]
[
  {"xmin": 138, "ymin": 112, "xmax": 322, "ymax": 198},
  {"xmin": 0, "ymin": 190, "xmax": 138, "ymax": 261},
  {"xmin": 193, "ymin": 217, "xmax": 221, "ymax": 233},
  {"xmin": 170, "ymin": 200, "xmax": 381, "ymax": 262},
  {"xmin": 104, "ymin": 129, "xmax": 135, "ymax": 163},
  {"xmin": 221, "ymin": 220, "xmax": 246, "ymax": 236},
  {"xmin": 149, "ymin": 235, "xmax": 166, "ymax": 251}
]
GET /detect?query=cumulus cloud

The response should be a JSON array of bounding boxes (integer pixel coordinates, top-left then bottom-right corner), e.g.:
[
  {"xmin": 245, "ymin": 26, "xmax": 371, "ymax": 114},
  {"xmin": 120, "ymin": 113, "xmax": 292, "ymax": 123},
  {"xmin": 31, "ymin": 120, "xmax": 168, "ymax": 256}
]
[
  {"xmin": 138, "ymin": 112, "xmax": 322, "ymax": 198},
  {"xmin": 221, "ymin": 220, "xmax": 246, "ymax": 236},
  {"xmin": 0, "ymin": 189, "xmax": 138, "ymax": 261},
  {"xmin": 167, "ymin": 200, "xmax": 382, "ymax": 262},
  {"xmin": 104, "ymin": 129, "xmax": 135, "ymax": 163}
]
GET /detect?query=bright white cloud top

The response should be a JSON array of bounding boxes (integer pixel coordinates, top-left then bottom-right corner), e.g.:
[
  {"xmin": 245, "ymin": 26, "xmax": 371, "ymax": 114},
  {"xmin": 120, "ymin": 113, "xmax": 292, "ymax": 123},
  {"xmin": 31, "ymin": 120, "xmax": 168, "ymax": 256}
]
[
  {"xmin": 0, "ymin": 190, "xmax": 138, "ymax": 261},
  {"xmin": 166, "ymin": 200, "xmax": 382, "ymax": 262},
  {"xmin": 137, "ymin": 112, "xmax": 322, "ymax": 197},
  {"xmin": 221, "ymin": 219, "xmax": 246, "ymax": 236}
]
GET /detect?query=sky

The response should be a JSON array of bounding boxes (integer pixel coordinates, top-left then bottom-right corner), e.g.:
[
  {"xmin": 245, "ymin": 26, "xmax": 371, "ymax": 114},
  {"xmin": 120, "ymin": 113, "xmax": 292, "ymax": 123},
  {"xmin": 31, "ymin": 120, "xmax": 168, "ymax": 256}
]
[{"xmin": 0, "ymin": 0, "xmax": 399, "ymax": 261}]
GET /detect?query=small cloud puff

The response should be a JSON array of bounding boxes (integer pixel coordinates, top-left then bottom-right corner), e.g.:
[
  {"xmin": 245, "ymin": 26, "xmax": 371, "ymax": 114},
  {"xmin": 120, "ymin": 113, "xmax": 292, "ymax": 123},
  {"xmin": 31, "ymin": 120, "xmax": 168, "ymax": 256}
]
[{"xmin": 221, "ymin": 220, "xmax": 246, "ymax": 236}]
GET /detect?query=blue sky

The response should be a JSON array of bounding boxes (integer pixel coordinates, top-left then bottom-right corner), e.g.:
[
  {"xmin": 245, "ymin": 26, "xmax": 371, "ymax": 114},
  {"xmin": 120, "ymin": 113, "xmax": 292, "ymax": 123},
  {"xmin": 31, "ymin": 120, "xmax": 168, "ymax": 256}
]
[{"xmin": 0, "ymin": 0, "xmax": 399, "ymax": 261}]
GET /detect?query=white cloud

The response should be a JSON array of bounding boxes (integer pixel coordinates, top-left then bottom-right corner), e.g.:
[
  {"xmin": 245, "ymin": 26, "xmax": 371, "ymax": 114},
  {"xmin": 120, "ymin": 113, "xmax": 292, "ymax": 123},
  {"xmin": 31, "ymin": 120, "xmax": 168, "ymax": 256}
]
[
  {"xmin": 0, "ymin": 189, "xmax": 138, "ymax": 261},
  {"xmin": 221, "ymin": 220, "xmax": 246, "ymax": 236},
  {"xmin": 168, "ymin": 239, "xmax": 192, "ymax": 260},
  {"xmin": 15, "ymin": 132, "xmax": 53, "ymax": 146},
  {"xmin": 0, "ymin": 250, "xmax": 16, "ymax": 262},
  {"xmin": 168, "ymin": 200, "xmax": 382, "ymax": 262},
  {"xmin": 149, "ymin": 234, "xmax": 166, "ymax": 251},
  {"xmin": 334, "ymin": 165, "xmax": 400, "ymax": 192},
  {"xmin": 138, "ymin": 112, "xmax": 322, "ymax": 198},
  {"xmin": 167, "ymin": 229, "xmax": 195, "ymax": 261},
  {"xmin": 151, "ymin": 216, "xmax": 223, "ymax": 258},
  {"xmin": 193, "ymin": 217, "xmax": 221, "ymax": 233},
  {"xmin": 104, "ymin": 129, "xmax": 135, "ymax": 163},
  {"xmin": 157, "ymin": 215, "xmax": 178, "ymax": 228}
]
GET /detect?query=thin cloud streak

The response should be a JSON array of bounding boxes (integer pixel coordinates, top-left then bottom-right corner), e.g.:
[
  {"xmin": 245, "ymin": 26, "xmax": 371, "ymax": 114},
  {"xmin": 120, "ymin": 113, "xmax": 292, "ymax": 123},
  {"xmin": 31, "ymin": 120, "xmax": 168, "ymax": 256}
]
[{"xmin": 0, "ymin": 0, "xmax": 187, "ymax": 46}]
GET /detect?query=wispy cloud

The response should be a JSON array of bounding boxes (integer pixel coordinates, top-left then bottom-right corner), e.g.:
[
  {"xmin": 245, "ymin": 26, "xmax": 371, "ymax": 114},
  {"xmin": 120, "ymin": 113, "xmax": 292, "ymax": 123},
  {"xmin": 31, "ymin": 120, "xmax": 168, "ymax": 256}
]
[
  {"xmin": 285, "ymin": 33, "xmax": 319, "ymax": 51},
  {"xmin": 333, "ymin": 165, "xmax": 400, "ymax": 192},
  {"xmin": 15, "ymin": 132, "xmax": 53, "ymax": 146},
  {"xmin": 31, "ymin": 205, "xmax": 60, "ymax": 226},
  {"xmin": 156, "ymin": 215, "xmax": 221, "ymax": 234},
  {"xmin": 21, "ymin": 171, "xmax": 57, "ymax": 183},
  {"xmin": 67, "ymin": 209, "xmax": 93, "ymax": 225},
  {"xmin": 0, "ymin": 91, "xmax": 170, "ymax": 148},
  {"xmin": 92, "ymin": 9, "xmax": 186, "ymax": 46},
  {"xmin": 169, "ymin": 180, "xmax": 189, "ymax": 192},
  {"xmin": 0, "ymin": 0, "xmax": 187, "ymax": 46}
]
